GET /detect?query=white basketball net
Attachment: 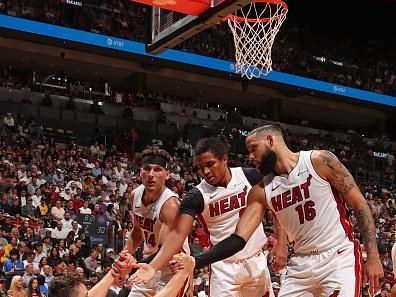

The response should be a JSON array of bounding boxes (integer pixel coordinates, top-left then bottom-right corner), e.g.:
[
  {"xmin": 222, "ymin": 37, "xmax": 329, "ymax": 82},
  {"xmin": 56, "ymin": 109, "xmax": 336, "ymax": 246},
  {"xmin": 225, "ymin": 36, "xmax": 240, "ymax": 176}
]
[{"xmin": 227, "ymin": 0, "xmax": 288, "ymax": 79}]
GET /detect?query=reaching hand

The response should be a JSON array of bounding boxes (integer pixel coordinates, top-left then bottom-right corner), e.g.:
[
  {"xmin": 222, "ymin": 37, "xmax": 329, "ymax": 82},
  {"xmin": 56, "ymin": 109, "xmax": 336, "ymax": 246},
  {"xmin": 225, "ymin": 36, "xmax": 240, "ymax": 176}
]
[
  {"xmin": 169, "ymin": 255, "xmax": 184, "ymax": 274},
  {"xmin": 126, "ymin": 276, "xmax": 135, "ymax": 289},
  {"xmin": 269, "ymin": 242, "xmax": 288, "ymax": 273},
  {"xmin": 364, "ymin": 256, "xmax": 384, "ymax": 296},
  {"xmin": 112, "ymin": 250, "xmax": 138, "ymax": 277},
  {"xmin": 168, "ymin": 253, "xmax": 195, "ymax": 275},
  {"xmin": 129, "ymin": 263, "xmax": 156, "ymax": 284},
  {"xmin": 177, "ymin": 253, "xmax": 195, "ymax": 274}
]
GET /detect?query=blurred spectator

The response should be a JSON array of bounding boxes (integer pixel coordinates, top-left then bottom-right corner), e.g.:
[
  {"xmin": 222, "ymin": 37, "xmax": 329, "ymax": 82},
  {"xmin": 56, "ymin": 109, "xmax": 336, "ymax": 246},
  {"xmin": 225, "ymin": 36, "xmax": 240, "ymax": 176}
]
[
  {"xmin": 3, "ymin": 113, "xmax": 15, "ymax": 131},
  {"xmin": 3, "ymin": 249, "xmax": 24, "ymax": 287},
  {"xmin": 50, "ymin": 201, "xmax": 65, "ymax": 221},
  {"xmin": 84, "ymin": 249, "xmax": 98, "ymax": 273},
  {"xmin": 7, "ymin": 275, "xmax": 27, "ymax": 297},
  {"xmin": 26, "ymin": 277, "xmax": 41, "ymax": 297},
  {"xmin": 189, "ymin": 237, "xmax": 203, "ymax": 257},
  {"xmin": 22, "ymin": 264, "xmax": 34, "ymax": 288}
]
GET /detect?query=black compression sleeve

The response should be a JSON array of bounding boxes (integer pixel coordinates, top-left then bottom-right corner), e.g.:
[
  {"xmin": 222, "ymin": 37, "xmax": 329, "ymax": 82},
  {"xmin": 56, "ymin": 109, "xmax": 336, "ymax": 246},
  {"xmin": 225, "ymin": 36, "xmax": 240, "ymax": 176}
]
[
  {"xmin": 194, "ymin": 234, "xmax": 247, "ymax": 269},
  {"xmin": 242, "ymin": 167, "xmax": 263, "ymax": 186},
  {"xmin": 179, "ymin": 187, "xmax": 205, "ymax": 217}
]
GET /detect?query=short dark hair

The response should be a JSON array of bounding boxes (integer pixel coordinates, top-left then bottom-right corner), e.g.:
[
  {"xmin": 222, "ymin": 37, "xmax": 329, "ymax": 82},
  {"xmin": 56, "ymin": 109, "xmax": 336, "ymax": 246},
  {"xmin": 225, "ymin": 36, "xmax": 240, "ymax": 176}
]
[
  {"xmin": 141, "ymin": 148, "xmax": 171, "ymax": 164},
  {"xmin": 37, "ymin": 274, "xmax": 45, "ymax": 286},
  {"xmin": 195, "ymin": 135, "xmax": 230, "ymax": 158},
  {"xmin": 101, "ymin": 258, "xmax": 114, "ymax": 269},
  {"xmin": 248, "ymin": 124, "xmax": 284, "ymax": 138},
  {"xmin": 48, "ymin": 273, "xmax": 84, "ymax": 297},
  {"xmin": 33, "ymin": 242, "xmax": 43, "ymax": 249},
  {"xmin": 10, "ymin": 248, "xmax": 19, "ymax": 257}
]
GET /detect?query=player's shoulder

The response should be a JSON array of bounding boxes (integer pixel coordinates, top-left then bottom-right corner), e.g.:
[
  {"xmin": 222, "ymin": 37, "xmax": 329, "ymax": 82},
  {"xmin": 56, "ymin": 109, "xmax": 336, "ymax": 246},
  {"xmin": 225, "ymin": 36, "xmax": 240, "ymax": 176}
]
[
  {"xmin": 185, "ymin": 187, "xmax": 205, "ymax": 199},
  {"xmin": 129, "ymin": 184, "xmax": 144, "ymax": 199},
  {"xmin": 179, "ymin": 187, "xmax": 205, "ymax": 216},
  {"xmin": 161, "ymin": 196, "xmax": 180, "ymax": 212},
  {"xmin": 310, "ymin": 150, "xmax": 339, "ymax": 168},
  {"xmin": 311, "ymin": 149, "xmax": 334, "ymax": 159}
]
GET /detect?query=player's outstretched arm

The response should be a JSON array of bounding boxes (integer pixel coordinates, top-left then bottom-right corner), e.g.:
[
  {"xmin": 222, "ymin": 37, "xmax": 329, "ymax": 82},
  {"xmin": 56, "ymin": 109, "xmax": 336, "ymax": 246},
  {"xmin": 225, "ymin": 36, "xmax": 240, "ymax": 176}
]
[
  {"xmin": 157, "ymin": 197, "xmax": 180, "ymax": 246},
  {"xmin": 90, "ymin": 253, "xmax": 136, "ymax": 297},
  {"xmin": 194, "ymin": 182, "xmax": 267, "ymax": 269},
  {"xmin": 130, "ymin": 213, "xmax": 195, "ymax": 284},
  {"xmin": 312, "ymin": 150, "xmax": 384, "ymax": 295},
  {"xmin": 235, "ymin": 181, "xmax": 267, "ymax": 240},
  {"xmin": 270, "ymin": 212, "xmax": 288, "ymax": 272},
  {"xmin": 88, "ymin": 271, "xmax": 115, "ymax": 297},
  {"xmin": 124, "ymin": 215, "xmax": 144, "ymax": 254},
  {"xmin": 113, "ymin": 191, "xmax": 143, "ymax": 277},
  {"xmin": 124, "ymin": 191, "xmax": 144, "ymax": 254}
]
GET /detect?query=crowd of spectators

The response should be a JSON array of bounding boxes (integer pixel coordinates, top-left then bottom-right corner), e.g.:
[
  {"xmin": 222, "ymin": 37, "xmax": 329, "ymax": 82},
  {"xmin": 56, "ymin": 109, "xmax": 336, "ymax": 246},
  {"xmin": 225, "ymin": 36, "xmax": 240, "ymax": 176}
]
[
  {"xmin": 0, "ymin": 107, "xmax": 391, "ymax": 296},
  {"xmin": 2, "ymin": 63, "xmax": 394, "ymax": 140},
  {"xmin": 0, "ymin": 2, "xmax": 395, "ymax": 294},
  {"xmin": 1, "ymin": 0, "xmax": 396, "ymax": 96},
  {"xmin": 179, "ymin": 24, "xmax": 396, "ymax": 97},
  {"xmin": 0, "ymin": 0, "xmax": 146, "ymax": 42}
]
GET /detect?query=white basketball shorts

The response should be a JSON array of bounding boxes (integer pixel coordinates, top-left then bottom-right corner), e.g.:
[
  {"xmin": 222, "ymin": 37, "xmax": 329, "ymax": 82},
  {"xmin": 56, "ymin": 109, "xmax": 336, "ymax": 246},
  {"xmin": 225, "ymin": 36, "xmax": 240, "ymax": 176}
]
[
  {"xmin": 209, "ymin": 251, "xmax": 274, "ymax": 297},
  {"xmin": 279, "ymin": 237, "xmax": 363, "ymax": 297}
]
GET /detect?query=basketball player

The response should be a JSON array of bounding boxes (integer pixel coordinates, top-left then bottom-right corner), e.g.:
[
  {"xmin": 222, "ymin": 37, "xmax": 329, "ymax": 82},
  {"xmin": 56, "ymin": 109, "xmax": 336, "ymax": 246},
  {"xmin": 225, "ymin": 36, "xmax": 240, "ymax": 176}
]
[
  {"xmin": 124, "ymin": 148, "xmax": 190, "ymax": 297},
  {"xmin": 130, "ymin": 136, "xmax": 288, "ymax": 297},
  {"xmin": 167, "ymin": 125, "xmax": 383, "ymax": 296}
]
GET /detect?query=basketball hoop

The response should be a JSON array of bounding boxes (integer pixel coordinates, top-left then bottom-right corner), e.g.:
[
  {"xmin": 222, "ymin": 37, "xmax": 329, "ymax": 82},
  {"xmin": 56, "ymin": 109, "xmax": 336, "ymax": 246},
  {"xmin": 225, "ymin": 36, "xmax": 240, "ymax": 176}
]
[{"xmin": 226, "ymin": 0, "xmax": 288, "ymax": 79}]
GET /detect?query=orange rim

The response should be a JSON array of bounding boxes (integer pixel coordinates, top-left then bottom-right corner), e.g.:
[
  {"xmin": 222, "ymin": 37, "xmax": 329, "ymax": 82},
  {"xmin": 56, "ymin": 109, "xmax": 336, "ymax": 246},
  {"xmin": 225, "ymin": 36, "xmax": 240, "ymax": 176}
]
[{"xmin": 225, "ymin": 0, "xmax": 288, "ymax": 23}]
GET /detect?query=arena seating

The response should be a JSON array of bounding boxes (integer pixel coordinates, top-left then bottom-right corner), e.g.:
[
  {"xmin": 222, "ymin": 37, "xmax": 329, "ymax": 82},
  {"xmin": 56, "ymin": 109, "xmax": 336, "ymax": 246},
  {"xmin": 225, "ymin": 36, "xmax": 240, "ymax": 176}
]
[
  {"xmin": 1, "ymin": 1, "xmax": 395, "ymax": 96},
  {"xmin": 0, "ymin": 2, "xmax": 395, "ymax": 295}
]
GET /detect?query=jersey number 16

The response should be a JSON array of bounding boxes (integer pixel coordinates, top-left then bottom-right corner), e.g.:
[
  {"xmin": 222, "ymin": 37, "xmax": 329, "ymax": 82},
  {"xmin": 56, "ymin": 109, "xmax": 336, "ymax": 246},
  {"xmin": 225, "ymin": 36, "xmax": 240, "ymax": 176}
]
[{"xmin": 295, "ymin": 201, "xmax": 316, "ymax": 224}]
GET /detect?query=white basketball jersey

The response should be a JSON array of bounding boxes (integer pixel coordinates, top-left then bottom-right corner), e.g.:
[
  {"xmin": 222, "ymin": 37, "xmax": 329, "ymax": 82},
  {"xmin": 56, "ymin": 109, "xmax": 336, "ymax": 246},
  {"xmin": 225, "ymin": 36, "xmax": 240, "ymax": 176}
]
[
  {"xmin": 197, "ymin": 167, "xmax": 267, "ymax": 261},
  {"xmin": 133, "ymin": 185, "xmax": 190, "ymax": 255},
  {"xmin": 264, "ymin": 151, "xmax": 354, "ymax": 254}
]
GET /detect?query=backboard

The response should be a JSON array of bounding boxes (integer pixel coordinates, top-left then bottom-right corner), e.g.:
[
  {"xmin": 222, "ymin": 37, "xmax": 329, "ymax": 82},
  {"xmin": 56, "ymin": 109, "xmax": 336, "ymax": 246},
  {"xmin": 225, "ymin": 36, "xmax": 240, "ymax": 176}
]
[{"xmin": 131, "ymin": 0, "xmax": 252, "ymax": 54}]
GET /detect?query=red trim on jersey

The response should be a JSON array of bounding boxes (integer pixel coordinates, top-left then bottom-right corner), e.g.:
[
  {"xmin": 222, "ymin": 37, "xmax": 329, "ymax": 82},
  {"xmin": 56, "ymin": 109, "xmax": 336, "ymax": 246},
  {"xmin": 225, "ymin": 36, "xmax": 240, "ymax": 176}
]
[
  {"xmin": 197, "ymin": 214, "xmax": 213, "ymax": 247},
  {"xmin": 353, "ymin": 239, "xmax": 363, "ymax": 297},
  {"xmin": 331, "ymin": 186, "xmax": 354, "ymax": 240},
  {"xmin": 176, "ymin": 277, "xmax": 190, "ymax": 297},
  {"xmin": 331, "ymin": 186, "xmax": 363, "ymax": 296}
]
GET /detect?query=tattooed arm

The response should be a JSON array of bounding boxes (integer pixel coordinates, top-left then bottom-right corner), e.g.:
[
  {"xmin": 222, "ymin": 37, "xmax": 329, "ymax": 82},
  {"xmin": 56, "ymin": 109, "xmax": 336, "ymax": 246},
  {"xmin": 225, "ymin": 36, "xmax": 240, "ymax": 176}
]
[{"xmin": 312, "ymin": 150, "xmax": 383, "ymax": 295}]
